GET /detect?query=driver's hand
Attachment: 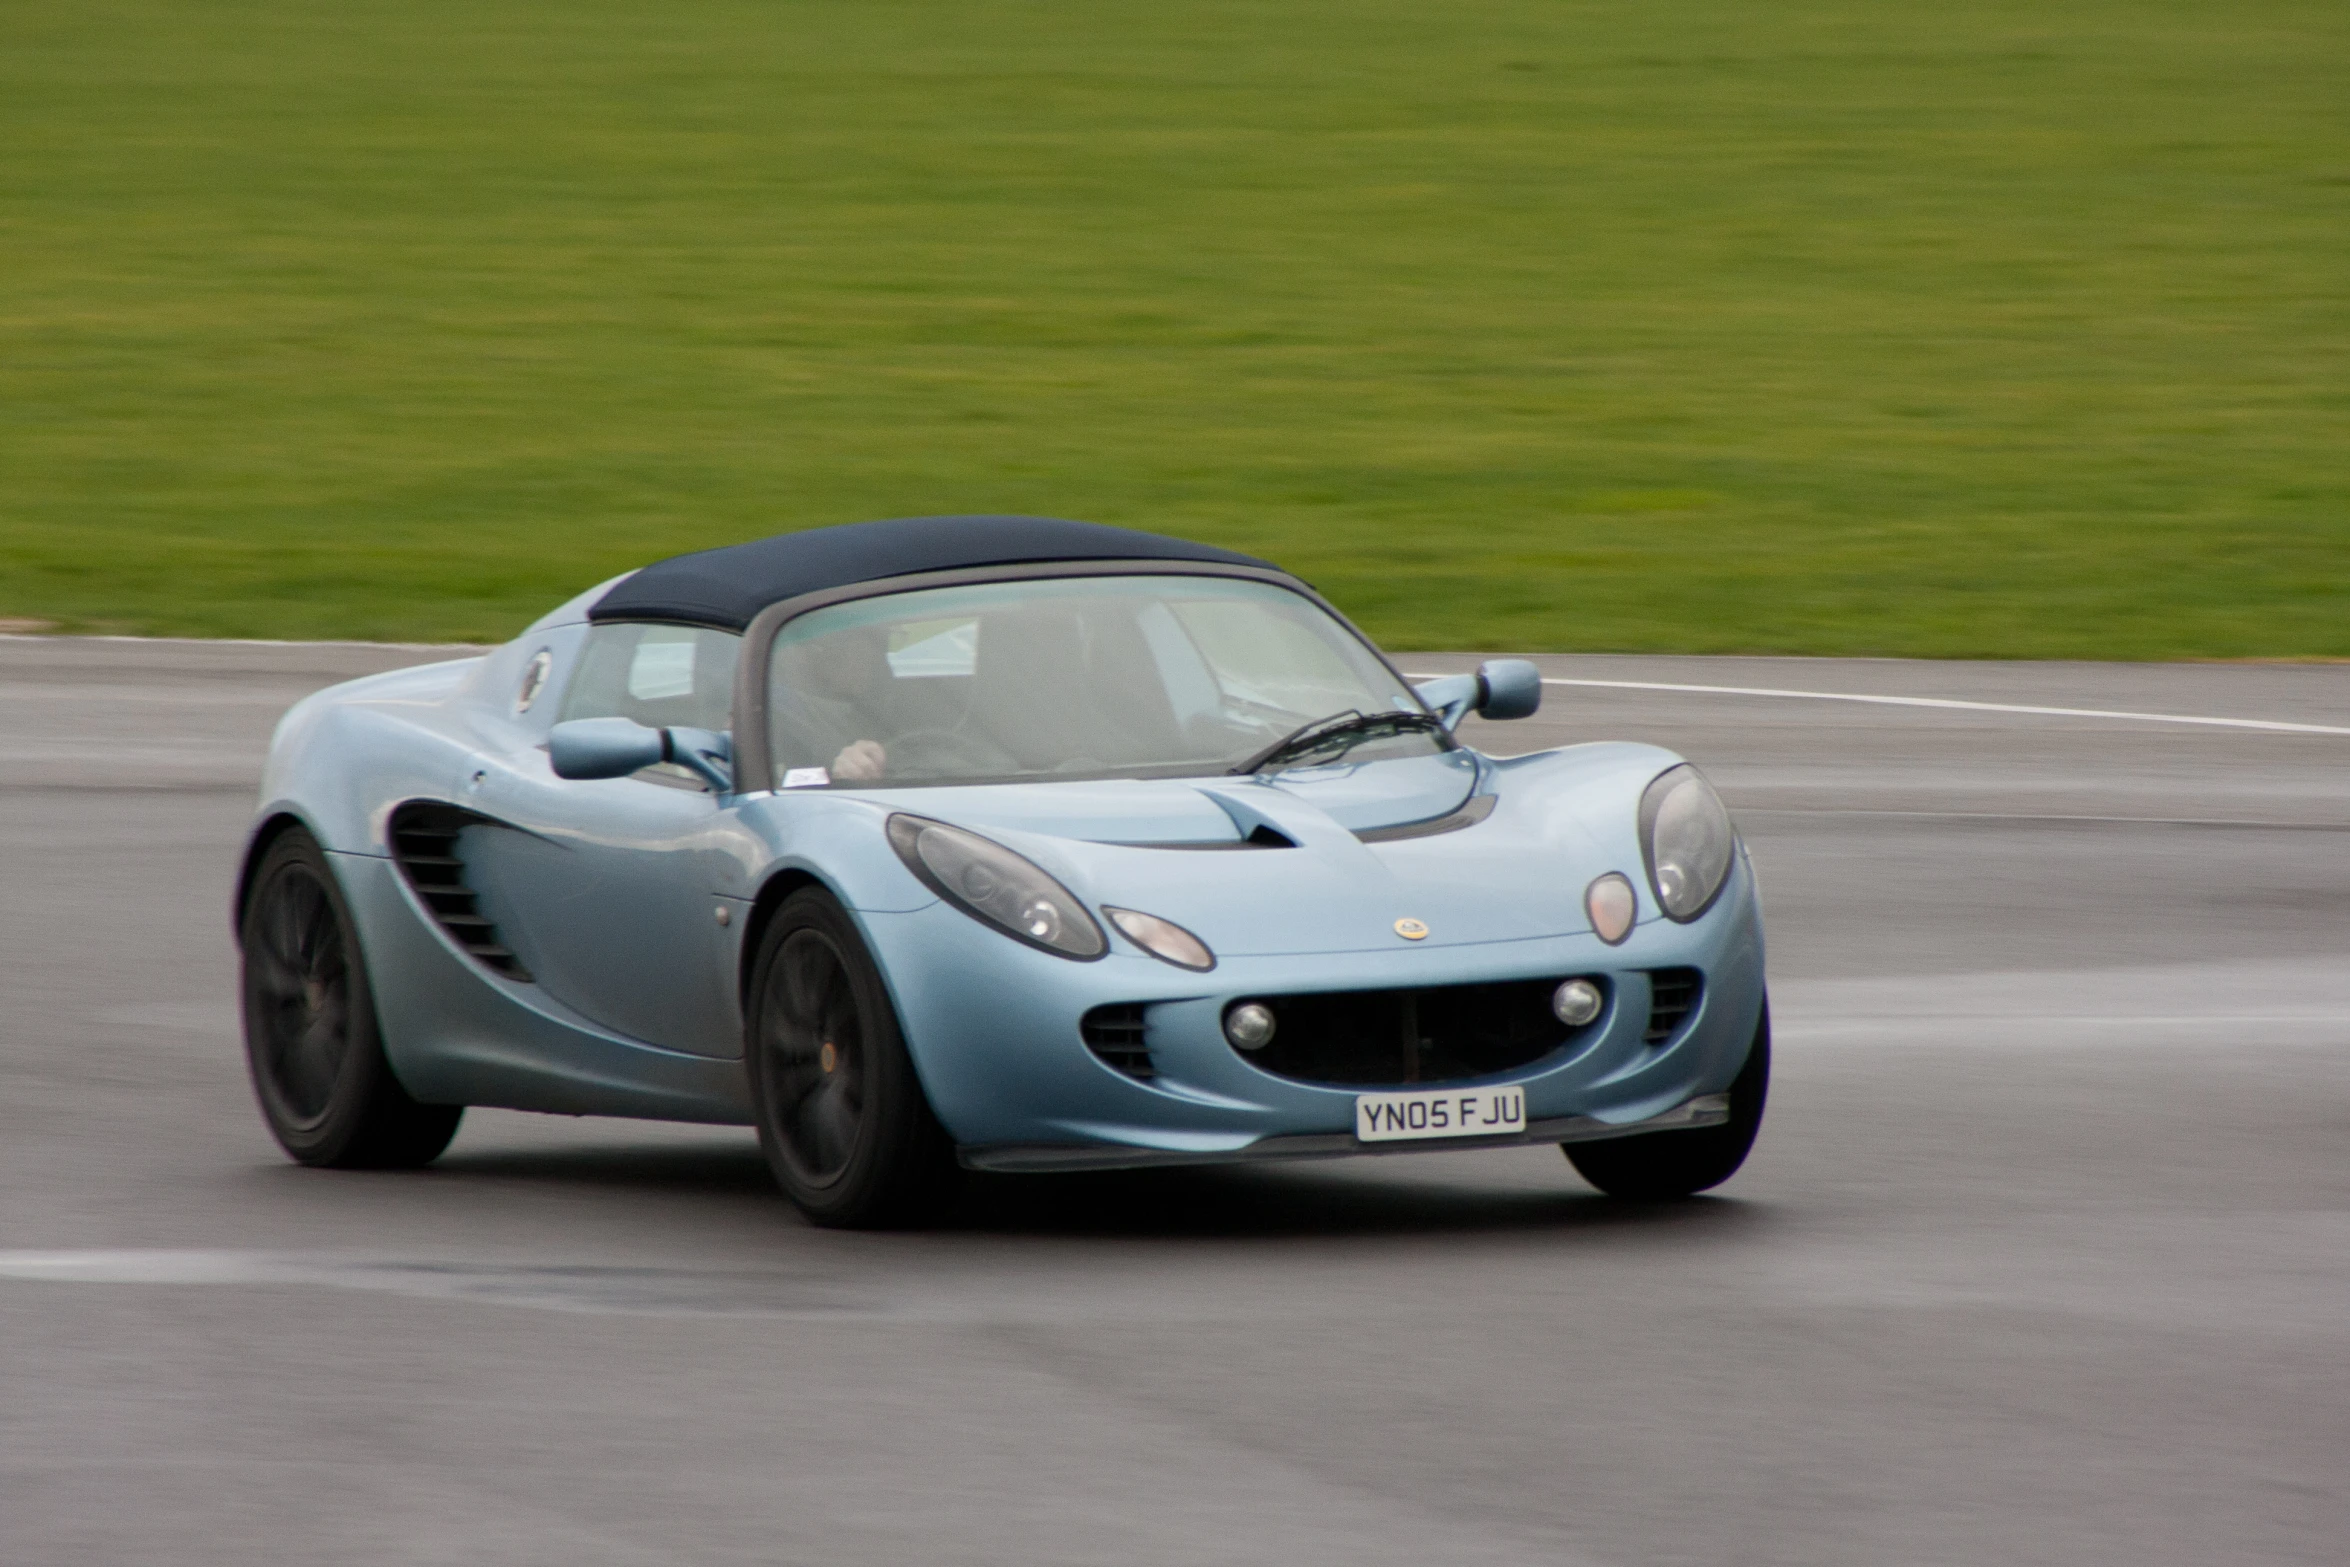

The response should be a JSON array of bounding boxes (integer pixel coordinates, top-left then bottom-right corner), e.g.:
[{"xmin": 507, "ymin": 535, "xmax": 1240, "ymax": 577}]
[{"xmin": 831, "ymin": 739, "xmax": 886, "ymax": 781}]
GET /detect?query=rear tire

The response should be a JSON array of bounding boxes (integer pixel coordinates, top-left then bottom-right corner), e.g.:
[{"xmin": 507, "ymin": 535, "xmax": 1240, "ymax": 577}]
[
  {"xmin": 745, "ymin": 888, "xmax": 958, "ymax": 1228},
  {"xmin": 1566, "ymin": 999, "xmax": 1769, "ymax": 1199},
  {"xmin": 240, "ymin": 826, "xmax": 463, "ymax": 1168}
]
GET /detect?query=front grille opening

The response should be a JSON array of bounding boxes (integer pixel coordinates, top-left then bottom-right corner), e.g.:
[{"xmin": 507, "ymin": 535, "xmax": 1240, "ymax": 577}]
[
  {"xmin": 1236, "ymin": 977, "xmax": 1605, "ymax": 1088},
  {"xmin": 389, "ymin": 803, "xmax": 533, "ymax": 982},
  {"xmin": 1643, "ymin": 967, "xmax": 1702, "ymax": 1045},
  {"xmin": 1081, "ymin": 1002, "xmax": 1154, "ymax": 1079}
]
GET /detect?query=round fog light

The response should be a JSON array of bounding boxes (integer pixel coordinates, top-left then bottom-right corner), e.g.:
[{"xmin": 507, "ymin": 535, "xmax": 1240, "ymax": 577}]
[
  {"xmin": 1552, "ymin": 978, "xmax": 1604, "ymax": 1027},
  {"xmin": 1224, "ymin": 1002, "xmax": 1277, "ymax": 1051}
]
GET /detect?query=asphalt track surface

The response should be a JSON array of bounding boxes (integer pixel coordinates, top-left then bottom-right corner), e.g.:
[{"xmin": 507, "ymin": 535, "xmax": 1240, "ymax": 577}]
[{"xmin": 3, "ymin": 637, "xmax": 2345, "ymax": 1566}]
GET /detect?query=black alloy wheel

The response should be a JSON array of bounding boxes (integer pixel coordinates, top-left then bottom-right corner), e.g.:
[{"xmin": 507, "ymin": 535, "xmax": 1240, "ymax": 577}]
[
  {"xmin": 1565, "ymin": 998, "xmax": 1770, "ymax": 1199},
  {"xmin": 747, "ymin": 887, "xmax": 956, "ymax": 1227},
  {"xmin": 240, "ymin": 826, "xmax": 463, "ymax": 1167}
]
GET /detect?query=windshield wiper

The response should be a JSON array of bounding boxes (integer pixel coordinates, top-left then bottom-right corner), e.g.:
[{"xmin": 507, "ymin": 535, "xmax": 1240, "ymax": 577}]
[{"xmin": 1229, "ymin": 709, "xmax": 1447, "ymax": 776}]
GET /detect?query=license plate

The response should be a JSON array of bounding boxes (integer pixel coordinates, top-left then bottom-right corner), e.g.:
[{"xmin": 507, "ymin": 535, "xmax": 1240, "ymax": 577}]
[{"xmin": 1355, "ymin": 1085, "xmax": 1526, "ymax": 1143}]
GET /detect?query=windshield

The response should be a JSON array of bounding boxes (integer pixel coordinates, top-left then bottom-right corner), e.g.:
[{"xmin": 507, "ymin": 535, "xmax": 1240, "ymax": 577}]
[{"xmin": 766, "ymin": 574, "xmax": 1440, "ymax": 787}]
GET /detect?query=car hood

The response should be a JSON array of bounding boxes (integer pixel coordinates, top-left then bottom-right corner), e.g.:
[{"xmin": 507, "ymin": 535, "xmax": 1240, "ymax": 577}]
[
  {"xmin": 874, "ymin": 750, "xmax": 1480, "ymax": 845},
  {"xmin": 841, "ymin": 743, "xmax": 1678, "ymax": 957}
]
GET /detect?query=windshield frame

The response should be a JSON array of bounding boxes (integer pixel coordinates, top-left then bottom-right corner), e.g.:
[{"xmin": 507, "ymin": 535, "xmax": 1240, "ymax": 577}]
[{"xmin": 729, "ymin": 560, "xmax": 1441, "ymax": 794}]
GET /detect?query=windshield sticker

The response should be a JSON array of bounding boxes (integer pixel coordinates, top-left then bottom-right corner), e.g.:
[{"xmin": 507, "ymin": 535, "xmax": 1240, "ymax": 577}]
[{"xmin": 782, "ymin": 767, "xmax": 831, "ymax": 789}]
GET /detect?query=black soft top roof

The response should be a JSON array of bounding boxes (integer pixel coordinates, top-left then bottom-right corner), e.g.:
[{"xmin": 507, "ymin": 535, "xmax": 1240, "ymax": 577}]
[{"xmin": 589, "ymin": 515, "xmax": 1277, "ymax": 632}]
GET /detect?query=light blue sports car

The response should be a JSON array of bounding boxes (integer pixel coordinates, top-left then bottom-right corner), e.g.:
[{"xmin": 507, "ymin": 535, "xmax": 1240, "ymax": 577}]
[{"xmin": 237, "ymin": 516, "xmax": 1768, "ymax": 1225}]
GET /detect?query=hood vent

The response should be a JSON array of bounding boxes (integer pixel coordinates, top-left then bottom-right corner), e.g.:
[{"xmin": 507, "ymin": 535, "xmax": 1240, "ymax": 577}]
[
  {"xmin": 389, "ymin": 803, "xmax": 533, "ymax": 982},
  {"xmin": 1354, "ymin": 792, "xmax": 1496, "ymax": 843},
  {"xmin": 1642, "ymin": 967, "xmax": 1701, "ymax": 1045},
  {"xmin": 1113, "ymin": 823, "xmax": 1296, "ymax": 851}
]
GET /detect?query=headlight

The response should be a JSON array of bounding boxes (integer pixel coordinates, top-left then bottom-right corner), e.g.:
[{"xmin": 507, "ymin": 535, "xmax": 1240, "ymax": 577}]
[
  {"xmin": 1639, "ymin": 764, "xmax": 1736, "ymax": 921},
  {"xmin": 886, "ymin": 815, "xmax": 1106, "ymax": 959},
  {"xmin": 1585, "ymin": 873, "xmax": 1637, "ymax": 945},
  {"xmin": 1103, "ymin": 906, "xmax": 1215, "ymax": 971}
]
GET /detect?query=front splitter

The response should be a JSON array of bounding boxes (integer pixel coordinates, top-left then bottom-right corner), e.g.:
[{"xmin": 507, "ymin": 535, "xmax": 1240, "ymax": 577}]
[{"xmin": 959, "ymin": 1092, "xmax": 1731, "ymax": 1174}]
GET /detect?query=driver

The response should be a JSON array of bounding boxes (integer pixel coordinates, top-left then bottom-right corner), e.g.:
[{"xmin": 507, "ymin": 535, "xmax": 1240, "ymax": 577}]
[
  {"xmin": 773, "ymin": 625, "xmax": 892, "ymax": 781},
  {"xmin": 831, "ymin": 736, "xmax": 887, "ymax": 781}
]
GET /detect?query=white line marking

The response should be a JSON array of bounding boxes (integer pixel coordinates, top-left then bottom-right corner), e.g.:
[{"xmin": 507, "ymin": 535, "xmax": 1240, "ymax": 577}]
[
  {"xmin": 0, "ymin": 633, "xmax": 490, "ymax": 650},
  {"xmin": 1407, "ymin": 673, "xmax": 2350, "ymax": 736},
  {"xmin": 1739, "ymin": 807, "xmax": 2350, "ymax": 830}
]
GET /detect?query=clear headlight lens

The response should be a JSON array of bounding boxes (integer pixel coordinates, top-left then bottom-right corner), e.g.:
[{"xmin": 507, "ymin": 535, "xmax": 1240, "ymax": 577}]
[
  {"xmin": 1103, "ymin": 906, "xmax": 1215, "ymax": 971},
  {"xmin": 886, "ymin": 815, "xmax": 1106, "ymax": 959},
  {"xmin": 1639, "ymin": 764, "xmax": 1736, "ymax": 921},
  {"xmin": 1586, "ymin": 872, "xmax": 1637, "ymax": 944}
]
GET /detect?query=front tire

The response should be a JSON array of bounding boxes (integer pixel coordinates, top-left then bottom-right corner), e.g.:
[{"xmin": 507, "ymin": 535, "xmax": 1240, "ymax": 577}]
[
  {"xmin": 1566, "ymin": 999, "xmax": 1770, "ymax": 1199},
  {"xmin": 240, "ymin": 827, "xmax": 463, "ymax": 1168},
  {"xmin": 745, "ymin": 888, "xmax": 957, "ymax": 1227}
]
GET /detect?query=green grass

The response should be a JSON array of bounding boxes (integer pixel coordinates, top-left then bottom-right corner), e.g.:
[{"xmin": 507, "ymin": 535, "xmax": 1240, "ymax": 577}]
[{"xmin": 2, "ymin": 0, "xmax": 2345, "ymax": 654}]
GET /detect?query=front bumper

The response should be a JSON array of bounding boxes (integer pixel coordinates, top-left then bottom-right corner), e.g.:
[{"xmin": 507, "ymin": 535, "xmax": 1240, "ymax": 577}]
[
  {"xmin": 856, "ymin": 851, "xmax": 1766, "ymax": 1166},
  {"xmin": 962, "ymin": 1093, "xmax": 1733, "ymax": 1173}
]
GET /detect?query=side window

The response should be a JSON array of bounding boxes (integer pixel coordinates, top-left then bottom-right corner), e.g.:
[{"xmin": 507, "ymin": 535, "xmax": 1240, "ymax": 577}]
[{"xmin": 560, "ymin": 623, "xmax": 740, "ymax": 733}]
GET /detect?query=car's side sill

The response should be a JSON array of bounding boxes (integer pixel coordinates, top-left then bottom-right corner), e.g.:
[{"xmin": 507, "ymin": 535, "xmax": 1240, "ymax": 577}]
[{"xmin": 958, "ymin": 1092, "xmax": 1732, "ymax": 1174}]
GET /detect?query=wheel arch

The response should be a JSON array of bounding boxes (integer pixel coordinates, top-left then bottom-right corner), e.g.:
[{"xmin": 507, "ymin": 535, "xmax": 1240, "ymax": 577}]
[
  {"xmin": 736, "ymin": 862, "xmax": 954, "ymax": 1127},
  {"xmin": 737, "ymin": 867, "xmax": 832, "ymax": 1011},
  {"xmin": 233, "ymin": 809, "xmax": 322, "ymax": 939}
]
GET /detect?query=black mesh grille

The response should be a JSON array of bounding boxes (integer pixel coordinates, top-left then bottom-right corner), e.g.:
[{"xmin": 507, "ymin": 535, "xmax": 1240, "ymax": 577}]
[
  {"xmin": 1234, "ymin": 977, "xmax": 1605, "ymax": 1088},
  {"xmin": 1082, "ymin": 1003, "xmax": 1153, "ymax": 1079},
  {"xmin": 389, "ymin": 803, "xmax": 533, "ymax": 981},
  {"xmin": 1643, "ymin": 967, "xmax": 1702, "ymax": 1045}
]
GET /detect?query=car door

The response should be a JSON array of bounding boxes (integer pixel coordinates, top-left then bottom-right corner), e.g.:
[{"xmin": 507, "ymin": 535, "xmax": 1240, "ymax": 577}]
[{"xmin": 464, "ymin": 621, "xmax": 748, "ymax": 1058}]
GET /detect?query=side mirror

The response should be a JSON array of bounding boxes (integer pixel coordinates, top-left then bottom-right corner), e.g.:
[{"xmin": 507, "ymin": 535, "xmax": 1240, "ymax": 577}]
[
  {"xmin": 549, "ymin": 719, "xmax": 734, "ymax": 792},
  {"xmin": 549, "ymin": 718, "xmax": 666, "ymax": 780},
  {"xmin": 1412, "ymin": 659, "xmax": 1544, "ymax": 729},
  {"xmin": 1474, "ymin": 658, "xmax": 1542, "ymax": 721}
]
